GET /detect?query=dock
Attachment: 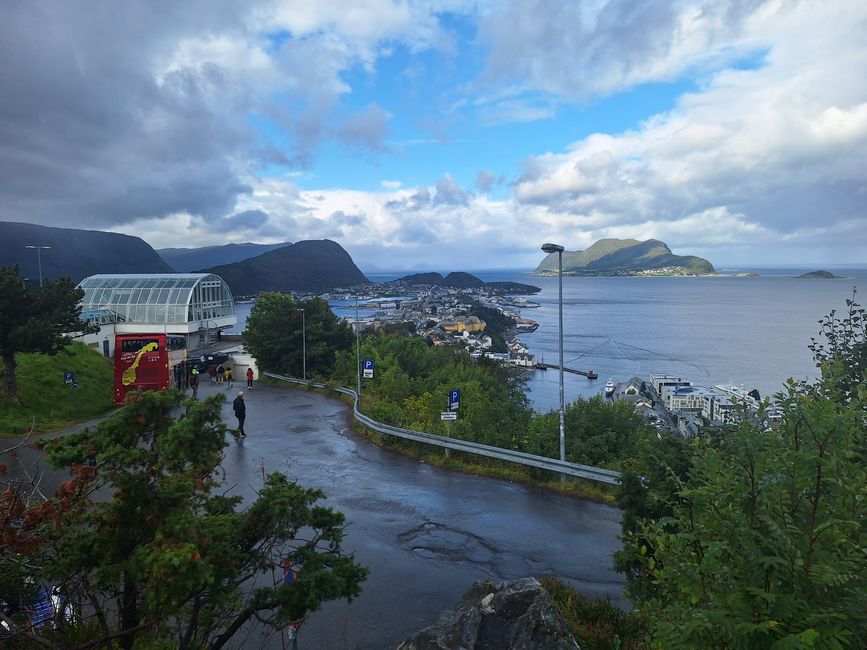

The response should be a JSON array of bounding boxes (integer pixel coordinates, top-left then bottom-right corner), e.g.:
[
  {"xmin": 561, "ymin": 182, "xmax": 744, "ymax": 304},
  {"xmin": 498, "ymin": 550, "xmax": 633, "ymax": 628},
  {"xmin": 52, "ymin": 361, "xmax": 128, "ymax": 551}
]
[{"xmin": 536, "ymin": 363, "xmax": 598, "ymax": 379}]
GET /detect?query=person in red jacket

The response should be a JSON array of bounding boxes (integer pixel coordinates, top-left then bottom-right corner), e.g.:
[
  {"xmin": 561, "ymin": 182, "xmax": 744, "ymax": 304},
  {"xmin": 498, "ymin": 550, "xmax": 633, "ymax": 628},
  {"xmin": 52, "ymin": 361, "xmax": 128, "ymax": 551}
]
[{"xmin": 246, "ymin": 367, "xmax": 254, "ymax": 389}]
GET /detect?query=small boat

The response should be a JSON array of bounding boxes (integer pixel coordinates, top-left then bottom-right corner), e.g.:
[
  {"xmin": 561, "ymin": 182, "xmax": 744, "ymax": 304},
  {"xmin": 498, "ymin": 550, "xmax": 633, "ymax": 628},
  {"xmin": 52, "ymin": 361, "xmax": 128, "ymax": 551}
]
[
  {"xmin": 515, "ymin": 319, "xmax": 539, "ymax": 333},
  {"xmin": 604, "ymin": 379, "xmax": 615, "ymax": 398}
]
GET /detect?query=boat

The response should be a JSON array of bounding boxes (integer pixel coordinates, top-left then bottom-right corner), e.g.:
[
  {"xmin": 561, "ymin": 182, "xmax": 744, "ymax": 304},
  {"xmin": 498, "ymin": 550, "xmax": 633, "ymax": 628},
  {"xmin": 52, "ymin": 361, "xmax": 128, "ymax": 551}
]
[
  {"xmin": 515, "ymin": 319, "xmax": 539, "ymax": 333},
  {"xmin": 604, "ymin": 379, "xmax": 615, "ymax": 398}
]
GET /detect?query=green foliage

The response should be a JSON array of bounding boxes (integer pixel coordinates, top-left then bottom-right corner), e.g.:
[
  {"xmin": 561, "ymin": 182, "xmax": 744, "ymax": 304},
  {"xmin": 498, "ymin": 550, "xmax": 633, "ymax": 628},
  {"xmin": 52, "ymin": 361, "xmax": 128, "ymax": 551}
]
[
  {"xmin": 540, "ymin": 576, "xmax": 649, "ymax": 650},
  {"xmin": 0, "ymin": 341, "xmax": 114, "ymax": 435},
  {"xmin": 242, "ymin": 293, "xmax": 354, "ymax": 378},
  {"xmin": 464, "ymin": 298, "xmax": 515, "ymax": 352},
  {"xmin": 613, "ymin": 434, "xmax": 694, "ymax": 602},
  {"xmin": 625, "ymin": 297, "xmax": 867, "ymax": 649},
  {"xmin": 0, "ymin": 266, "xmax": 96, "ymax": 401},
  {"xmin": 2, "ymin": 391, "xmax": 367, "ymax": 648},
  {"xmin": 334, "ymin": 333, "xmax": 533, "ymax": 452},
  {"xmin": 527, "ymin": 395, "xmax": 654, "ymax": 468},
  {"xmin": 808, "ymin": 289, "xmax": 866, "ymax": 404}
]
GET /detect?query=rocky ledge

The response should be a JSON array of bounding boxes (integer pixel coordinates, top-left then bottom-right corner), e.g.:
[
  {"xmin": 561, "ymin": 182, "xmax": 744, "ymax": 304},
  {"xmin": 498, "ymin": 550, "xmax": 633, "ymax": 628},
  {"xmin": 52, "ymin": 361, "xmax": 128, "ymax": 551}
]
[{"xmin": 398, "ymin": 577, "xmax": 580, "ymax": 650}]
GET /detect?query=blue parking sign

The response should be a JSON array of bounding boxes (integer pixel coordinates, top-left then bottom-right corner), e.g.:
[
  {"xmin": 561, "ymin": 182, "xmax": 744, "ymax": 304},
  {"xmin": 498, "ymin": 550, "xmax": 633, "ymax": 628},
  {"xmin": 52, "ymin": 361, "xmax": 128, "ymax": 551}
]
[
  {"xmin": 363, "ymin": 358, "xmax": 374, "ymax": 379},
  {"xmin": 449, "ymin": 387, "xmax": 460, "ymax": 411},
  {"xmin": 64, "ymin": 371, "xmax": 75, "ymax": 385}
]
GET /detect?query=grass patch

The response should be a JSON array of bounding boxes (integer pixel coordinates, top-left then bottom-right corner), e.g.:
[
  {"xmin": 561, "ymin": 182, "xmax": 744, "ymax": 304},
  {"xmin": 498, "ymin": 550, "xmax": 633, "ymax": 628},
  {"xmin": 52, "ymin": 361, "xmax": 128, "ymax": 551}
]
[
  {"xmin": 540, "ymin": 576, "xmax": 650, "ymax": 650},
  {"xmin": 0, "ymin": 341, "xmax": 114, "ymax": 436}
]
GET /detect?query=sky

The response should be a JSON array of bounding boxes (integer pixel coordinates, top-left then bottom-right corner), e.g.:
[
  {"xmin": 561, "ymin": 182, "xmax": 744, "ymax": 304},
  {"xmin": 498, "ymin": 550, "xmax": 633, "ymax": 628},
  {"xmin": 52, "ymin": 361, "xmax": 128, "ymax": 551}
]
[{"xmin": 1, "ymin": 1, "xmax": 865, "ymax": 272}]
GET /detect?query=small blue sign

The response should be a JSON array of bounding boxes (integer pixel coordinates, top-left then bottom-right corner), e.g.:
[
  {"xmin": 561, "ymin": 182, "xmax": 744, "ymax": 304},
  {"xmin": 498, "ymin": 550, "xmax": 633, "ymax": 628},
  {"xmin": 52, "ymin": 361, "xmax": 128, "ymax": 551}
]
[
  {"xmin": 362, "ymin": 358, "xmax": 374, "ymax": 379},
  {"xmin": 449, "ymin": 387, "xmax": 460, "ymax": 411},
  {"xmin": 64, "ymin": 371, "xmax": 75, "ymax": 385}
]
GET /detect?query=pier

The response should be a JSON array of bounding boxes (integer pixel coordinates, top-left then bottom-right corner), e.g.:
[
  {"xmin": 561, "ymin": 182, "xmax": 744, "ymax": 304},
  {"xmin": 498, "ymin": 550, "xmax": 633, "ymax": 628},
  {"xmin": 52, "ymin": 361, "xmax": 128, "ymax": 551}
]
[{"xmin": 536, "ymin": 363, "xmax": 598, "ymax": 379}]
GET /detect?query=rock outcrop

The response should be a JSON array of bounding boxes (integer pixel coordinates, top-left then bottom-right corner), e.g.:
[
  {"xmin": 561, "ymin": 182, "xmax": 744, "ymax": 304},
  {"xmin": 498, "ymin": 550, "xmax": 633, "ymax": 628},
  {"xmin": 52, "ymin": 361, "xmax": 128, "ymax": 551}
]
[{"xmin": 398, "ymin": 577, "xmax": 580, "ymax": 650}]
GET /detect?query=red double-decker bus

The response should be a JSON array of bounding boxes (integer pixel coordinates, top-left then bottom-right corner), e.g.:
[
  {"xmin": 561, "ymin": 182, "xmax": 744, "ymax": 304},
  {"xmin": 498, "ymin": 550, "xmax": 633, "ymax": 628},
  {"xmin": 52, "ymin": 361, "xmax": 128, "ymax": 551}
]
[{"xmin": 114, "ymin": 334, "xmax": 188, "ymax": 404}]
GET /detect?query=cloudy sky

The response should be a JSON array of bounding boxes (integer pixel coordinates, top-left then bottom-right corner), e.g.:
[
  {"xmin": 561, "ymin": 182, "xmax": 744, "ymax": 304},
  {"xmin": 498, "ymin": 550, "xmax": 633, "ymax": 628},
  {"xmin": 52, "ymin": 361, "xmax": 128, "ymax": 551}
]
[{"xmin": 2, "ymin": 0, "xmax": 865, "ymax": 271}]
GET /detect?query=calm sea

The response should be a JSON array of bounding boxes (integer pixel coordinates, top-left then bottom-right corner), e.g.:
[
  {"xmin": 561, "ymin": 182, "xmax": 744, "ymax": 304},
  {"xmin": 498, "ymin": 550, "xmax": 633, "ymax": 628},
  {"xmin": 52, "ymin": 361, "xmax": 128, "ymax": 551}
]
[{"xmin": 229, "ymin": 267, "xmax": 865, "ymax": 413}]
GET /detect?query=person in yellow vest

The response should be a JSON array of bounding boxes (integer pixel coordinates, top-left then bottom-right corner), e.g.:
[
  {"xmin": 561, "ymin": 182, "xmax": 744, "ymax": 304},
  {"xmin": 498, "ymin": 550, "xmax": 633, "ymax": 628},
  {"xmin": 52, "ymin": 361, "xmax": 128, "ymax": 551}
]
[{"xmin": 224, "ymin": 366, "xmax": 233, "ymax": 389}]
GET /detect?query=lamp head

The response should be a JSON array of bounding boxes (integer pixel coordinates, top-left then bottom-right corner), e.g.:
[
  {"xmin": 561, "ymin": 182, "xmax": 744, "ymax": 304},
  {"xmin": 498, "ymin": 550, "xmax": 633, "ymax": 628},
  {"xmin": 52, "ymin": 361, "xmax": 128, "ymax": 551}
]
[{"xmin": 541, "ymin": 243, "xmax": 564, "ymax": 254}]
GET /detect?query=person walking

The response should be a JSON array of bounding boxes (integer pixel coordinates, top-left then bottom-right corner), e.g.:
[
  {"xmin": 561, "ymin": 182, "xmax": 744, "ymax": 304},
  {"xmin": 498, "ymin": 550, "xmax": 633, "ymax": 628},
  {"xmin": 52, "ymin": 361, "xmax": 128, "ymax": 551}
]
[
  {"xmin": 190, "ymin": 368, "xmax": 199, "ymax": 400},
  {"xmin": 224, "ymin": 366, "xmax": 233, "ymax": 389},
  {"xmin": 232, "ymin": 391, "xmax": 246, "ymax": 437},
  {"xmin": 246, "ymin": 367, "xmax": 254, "ymax": 389},
  {"xmin": 209, "ymin": 365, "xmax": 217, "ymax": 384},
  {"xmin": 216, "ymin": 364, "xmax": 225, "ymax": 384}
]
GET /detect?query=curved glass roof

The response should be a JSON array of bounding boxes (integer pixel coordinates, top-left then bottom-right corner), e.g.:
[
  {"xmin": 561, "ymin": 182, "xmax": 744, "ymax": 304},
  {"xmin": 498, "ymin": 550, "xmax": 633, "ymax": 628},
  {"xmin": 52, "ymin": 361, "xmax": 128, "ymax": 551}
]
[{"xmin": 77, "ymin": 274, "xmax": 235, "ymax": 325}]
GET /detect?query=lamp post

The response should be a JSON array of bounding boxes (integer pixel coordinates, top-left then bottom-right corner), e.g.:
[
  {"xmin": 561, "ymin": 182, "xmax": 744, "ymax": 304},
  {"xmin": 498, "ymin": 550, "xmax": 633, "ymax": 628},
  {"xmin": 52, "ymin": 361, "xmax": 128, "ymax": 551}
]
[
  {"xmin": 25, "ymin": 245, "xmax": 51, "ymax": 287},
  {"xmin": 298, "ymin": 307, "xmax": 306, "ymax": 381},
  {"xmin": 542, "ymin": 242, "xmax": 566, "ymax": 478},
  {"xmin": 355, "ymin": 298, "xmax": 361, "ymax": 398}
]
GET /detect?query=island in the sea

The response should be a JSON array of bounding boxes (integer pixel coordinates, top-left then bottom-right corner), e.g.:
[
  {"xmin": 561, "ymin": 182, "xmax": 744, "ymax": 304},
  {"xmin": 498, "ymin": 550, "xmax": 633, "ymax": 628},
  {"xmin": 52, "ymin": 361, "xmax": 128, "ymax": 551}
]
[
  {"xmin": 535, "ymin": 238, "xmax": 715, "ymax": 276},
  {"xmin": 797, "ymin": 270, "xmax": 838, "ymax": 279}
]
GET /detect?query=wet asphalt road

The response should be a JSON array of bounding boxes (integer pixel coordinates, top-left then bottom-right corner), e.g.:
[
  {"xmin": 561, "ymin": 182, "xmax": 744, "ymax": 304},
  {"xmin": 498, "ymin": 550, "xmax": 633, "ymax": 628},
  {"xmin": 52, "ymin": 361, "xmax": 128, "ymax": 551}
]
[
  {"xmin": 213, "ymin": 380, "xmax": 625, "ymax": 649},
  {"xmin": 4, "ymin": 379, "xmax": 625, "ymax": 649}
]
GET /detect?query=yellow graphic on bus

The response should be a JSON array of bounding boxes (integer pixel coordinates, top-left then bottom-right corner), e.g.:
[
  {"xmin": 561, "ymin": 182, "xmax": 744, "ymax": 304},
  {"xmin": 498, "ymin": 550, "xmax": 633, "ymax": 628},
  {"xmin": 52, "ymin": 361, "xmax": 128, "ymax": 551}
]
[{"xmin": 122, "ymin": 342, "xmax": 159, "ymax": 386}]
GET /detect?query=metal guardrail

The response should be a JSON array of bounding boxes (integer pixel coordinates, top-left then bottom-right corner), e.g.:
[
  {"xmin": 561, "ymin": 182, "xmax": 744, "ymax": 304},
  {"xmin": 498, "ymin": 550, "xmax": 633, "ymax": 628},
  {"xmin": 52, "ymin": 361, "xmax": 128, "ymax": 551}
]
[{"xmin": 264, "ymin": 372, "xmax": 621, "ymax": 485}]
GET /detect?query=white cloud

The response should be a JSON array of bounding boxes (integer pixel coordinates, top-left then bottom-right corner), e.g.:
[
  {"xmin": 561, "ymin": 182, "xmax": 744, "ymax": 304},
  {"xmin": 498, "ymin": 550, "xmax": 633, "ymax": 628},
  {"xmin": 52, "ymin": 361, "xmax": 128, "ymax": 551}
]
[
  {"xmin": 508, "ymin": 0, "xmax": 867, "ymax": 261},
  {"xmin": 478, "ymin": 0, "xmax": 773, "ymax": 101}
]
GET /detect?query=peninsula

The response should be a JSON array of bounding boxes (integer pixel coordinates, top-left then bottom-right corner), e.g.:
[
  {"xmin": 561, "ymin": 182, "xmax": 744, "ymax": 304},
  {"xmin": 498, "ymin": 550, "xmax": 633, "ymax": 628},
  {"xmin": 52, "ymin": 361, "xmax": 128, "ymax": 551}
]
[{"xmin": 535, "ymin": 238, "xmax": 715, "ymax": 276}]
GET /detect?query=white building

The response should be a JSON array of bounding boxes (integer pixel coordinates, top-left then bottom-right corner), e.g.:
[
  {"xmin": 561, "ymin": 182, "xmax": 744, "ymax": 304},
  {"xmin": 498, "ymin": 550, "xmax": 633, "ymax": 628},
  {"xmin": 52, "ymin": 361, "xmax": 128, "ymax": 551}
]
[
  {"xmin": 76, "ymin": 273, "xmax": 237, "ymax": 358},
  {"xmin": 650, "ymin": 374, "xmax": 693, "ymax": 397}
]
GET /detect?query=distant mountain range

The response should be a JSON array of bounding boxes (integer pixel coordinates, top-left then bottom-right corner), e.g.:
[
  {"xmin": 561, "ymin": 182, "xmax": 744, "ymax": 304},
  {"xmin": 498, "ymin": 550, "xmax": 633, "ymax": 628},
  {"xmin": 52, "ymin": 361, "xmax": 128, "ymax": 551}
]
[
  {"xmin": 536, "ymin": 238, "xmax": 715, "ymax": 275},
  {"xmin": 0, "ymin": 221, "xmax": 172, "ymax": 283},
  {"xmin": 0, "ymin": 223, "xmax": 367, "ymax": 294},
  {"xmin": 201, "ymin": 240, "xmax": 369, "ymax": 295},
  {"xmin": 158, "ymin": 242, "xmax": 292, "ymax": 272},
  {"xmin": 394, "ymin": 271, "xmax": 540, "ymax": 294}
]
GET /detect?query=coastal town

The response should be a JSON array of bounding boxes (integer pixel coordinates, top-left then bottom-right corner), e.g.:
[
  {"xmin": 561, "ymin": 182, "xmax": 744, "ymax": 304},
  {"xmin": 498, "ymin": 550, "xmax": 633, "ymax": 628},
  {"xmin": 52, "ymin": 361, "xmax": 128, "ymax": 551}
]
[{"xmin": 319, "ymin": 280, "xmax": 778, "ymax": 439}]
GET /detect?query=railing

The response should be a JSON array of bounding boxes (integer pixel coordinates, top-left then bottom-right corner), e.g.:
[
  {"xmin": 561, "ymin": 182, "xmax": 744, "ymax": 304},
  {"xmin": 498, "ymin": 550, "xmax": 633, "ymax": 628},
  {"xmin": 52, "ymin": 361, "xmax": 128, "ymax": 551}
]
[{"xmin": 263, "ymin": 372, "xmax": 622, "ymax": 485}]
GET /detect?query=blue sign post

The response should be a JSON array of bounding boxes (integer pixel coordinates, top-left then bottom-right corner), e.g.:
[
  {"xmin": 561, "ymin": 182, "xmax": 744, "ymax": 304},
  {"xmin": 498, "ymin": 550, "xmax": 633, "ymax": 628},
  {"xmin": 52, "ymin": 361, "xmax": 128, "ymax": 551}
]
[
  {"xmin": 449, "ymin": 387, "xmax": 460, "ymax": 411},
  {"xmin": 64, "ymin": 371, "xmax": 75, "ymax": 385},
  {"xmin": 362, "ymin": 358, "xmax": 375, "ymax": 379}
]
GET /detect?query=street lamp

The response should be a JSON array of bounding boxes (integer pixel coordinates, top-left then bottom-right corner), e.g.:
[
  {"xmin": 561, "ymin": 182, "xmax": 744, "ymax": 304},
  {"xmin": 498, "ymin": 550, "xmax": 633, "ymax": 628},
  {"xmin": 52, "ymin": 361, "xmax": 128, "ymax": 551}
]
[
  {"xmin": 542, "ymin": 242, "xmax": 566, "ymax": 476},
  {"xmin": 355, "ymin": 298, "xmax": 361, "ymax": 398},
  {"xmin": 298, "ymin": 307, "xmax": 306, "ymax": 381},
  {"xmin": 25, "ymin": 245, "xmax": 51, "ymax": 287}
]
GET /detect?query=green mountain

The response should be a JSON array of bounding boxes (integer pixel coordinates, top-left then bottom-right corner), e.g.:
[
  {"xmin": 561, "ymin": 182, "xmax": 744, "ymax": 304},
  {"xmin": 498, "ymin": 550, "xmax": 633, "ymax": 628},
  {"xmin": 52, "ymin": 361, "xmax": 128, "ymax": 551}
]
[
  {"xmin": 536, "ymin": 238, "xmax": 714, "ymax": 275},
  {"xmin": 200, "ymin": 239, "xmax": 369, "ymax": 295},
  {"xmin": 395, "ymin": 272, "xmax": 540, "ymax": 293},
  {"xmin": 158, "ymin": 242, "xmax": 292, "ymax": 272},
  {"xmin": 0, "ymin": 221, "xmax": 172, "ymax": 283}
]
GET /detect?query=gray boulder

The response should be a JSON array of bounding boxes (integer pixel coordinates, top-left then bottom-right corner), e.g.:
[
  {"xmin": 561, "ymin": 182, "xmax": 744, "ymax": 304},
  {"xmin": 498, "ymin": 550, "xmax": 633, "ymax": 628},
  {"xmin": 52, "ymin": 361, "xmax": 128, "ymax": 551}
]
[{"xmin": 398, "ymin": 577, "xmax": 580, "ymax": 650}]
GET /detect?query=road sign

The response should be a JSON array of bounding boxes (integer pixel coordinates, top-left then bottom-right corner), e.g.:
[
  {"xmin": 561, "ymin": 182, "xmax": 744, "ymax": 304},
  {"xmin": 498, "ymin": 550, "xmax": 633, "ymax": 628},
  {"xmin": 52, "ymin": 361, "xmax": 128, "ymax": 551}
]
[
  {"xmin": 449, "ymin": 387, "xmax": 460, "ymax": 410},
  {"xmin": 362, "ymin": 358, "xmax": 374, "ymax": 379},
  {"xmin": 64, "ymin": 371, "xmax": 75, "ymax": 385},
  {"xmin": 440, "ymin": 411, "xmax": 457, "ymax": 420}
]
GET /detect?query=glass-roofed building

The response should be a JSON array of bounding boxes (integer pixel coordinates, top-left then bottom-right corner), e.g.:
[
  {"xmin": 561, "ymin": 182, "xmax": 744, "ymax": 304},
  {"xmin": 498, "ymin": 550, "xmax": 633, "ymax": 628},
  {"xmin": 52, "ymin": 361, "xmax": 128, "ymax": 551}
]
[{"xmin": 76, "ymin": 274, "xmax": 237, "ymax": 358}]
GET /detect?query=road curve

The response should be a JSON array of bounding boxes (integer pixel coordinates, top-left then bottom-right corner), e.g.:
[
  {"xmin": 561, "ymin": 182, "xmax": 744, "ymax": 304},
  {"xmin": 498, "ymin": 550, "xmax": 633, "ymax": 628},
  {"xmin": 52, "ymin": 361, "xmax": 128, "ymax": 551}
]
[
  {"xmin": 3, "ymin": 379, "xmax": 626, "ymax": 649},
  {"xmin": 214, "ymin": 380, "xmax": 625, "ymax": 649}
]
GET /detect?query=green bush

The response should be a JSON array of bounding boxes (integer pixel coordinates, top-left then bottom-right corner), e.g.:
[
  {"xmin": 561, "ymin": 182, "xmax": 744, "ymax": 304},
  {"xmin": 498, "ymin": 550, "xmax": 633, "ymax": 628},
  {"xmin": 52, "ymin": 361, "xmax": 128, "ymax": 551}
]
[{"xmin": 540, "ymin": 575, "xmax": 649, "ymax": 649}]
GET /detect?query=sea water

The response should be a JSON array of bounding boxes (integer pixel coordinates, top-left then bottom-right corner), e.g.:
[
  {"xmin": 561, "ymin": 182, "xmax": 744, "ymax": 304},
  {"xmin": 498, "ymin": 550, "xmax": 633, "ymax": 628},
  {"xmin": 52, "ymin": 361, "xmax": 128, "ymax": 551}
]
[{"xmin": 228, "ymin": 267, "xmax": 866, "ymax": 413}]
